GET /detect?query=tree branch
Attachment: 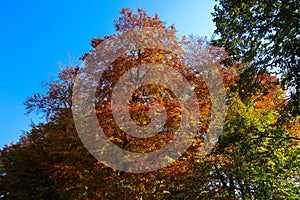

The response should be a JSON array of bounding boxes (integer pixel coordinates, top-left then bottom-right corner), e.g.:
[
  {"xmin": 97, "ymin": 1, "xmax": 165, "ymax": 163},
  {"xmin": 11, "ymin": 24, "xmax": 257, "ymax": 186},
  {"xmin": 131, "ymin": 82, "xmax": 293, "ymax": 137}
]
[{"xmin": 251, "ymin": 135, "xmax": 300, "ymax": 141}]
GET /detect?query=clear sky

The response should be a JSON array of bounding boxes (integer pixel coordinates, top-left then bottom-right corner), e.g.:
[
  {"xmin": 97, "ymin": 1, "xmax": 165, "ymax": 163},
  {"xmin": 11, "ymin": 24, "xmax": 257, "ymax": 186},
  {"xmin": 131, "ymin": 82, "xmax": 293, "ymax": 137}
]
[{"xmin": 0, "ymin": 0, "xmax": 216, "ymax": 148}]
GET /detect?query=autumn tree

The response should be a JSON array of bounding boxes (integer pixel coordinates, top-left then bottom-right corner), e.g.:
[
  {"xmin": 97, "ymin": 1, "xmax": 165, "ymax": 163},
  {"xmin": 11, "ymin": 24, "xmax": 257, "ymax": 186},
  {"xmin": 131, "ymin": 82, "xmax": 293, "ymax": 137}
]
[
  {"xmin": 72, "ymin": 7, "xmax": 230, "ymax": 198},
  {"xmin": 1, "ymin": 7, "xmax": 299, "ymax": 200},
  {"xmin": 0, "ymin": 8, "xmax": 229, "ymax": 199}
]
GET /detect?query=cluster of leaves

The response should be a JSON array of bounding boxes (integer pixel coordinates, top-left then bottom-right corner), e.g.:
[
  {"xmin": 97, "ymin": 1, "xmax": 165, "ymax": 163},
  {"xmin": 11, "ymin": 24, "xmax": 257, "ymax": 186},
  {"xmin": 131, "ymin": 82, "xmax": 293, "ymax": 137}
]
[
  {"xmin": 212, "ymin": 0, "xmax": 300, "ymax": 116},
  {"xmin": 0, "ymin": 8, "xmax": 299, "ymax": 199}
]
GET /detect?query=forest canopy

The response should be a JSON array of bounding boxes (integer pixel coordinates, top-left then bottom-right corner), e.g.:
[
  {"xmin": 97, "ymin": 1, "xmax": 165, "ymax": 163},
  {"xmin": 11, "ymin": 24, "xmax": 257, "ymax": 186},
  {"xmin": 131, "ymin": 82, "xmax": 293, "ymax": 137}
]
[{"xmin": 0, "ymin": 6, "xmax": 299, "ymax": 200}]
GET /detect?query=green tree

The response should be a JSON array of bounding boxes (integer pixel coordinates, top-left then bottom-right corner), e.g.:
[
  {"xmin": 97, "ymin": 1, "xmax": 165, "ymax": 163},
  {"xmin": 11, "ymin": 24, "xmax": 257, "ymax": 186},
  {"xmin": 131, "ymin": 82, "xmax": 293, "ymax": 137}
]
[
  {"xmin": 212, "ymin": 0, "xmax": 300, "ymax": 116},
  {"xmin": 192, "ymin": 74, "xmax": 300, "ymax": 199}
]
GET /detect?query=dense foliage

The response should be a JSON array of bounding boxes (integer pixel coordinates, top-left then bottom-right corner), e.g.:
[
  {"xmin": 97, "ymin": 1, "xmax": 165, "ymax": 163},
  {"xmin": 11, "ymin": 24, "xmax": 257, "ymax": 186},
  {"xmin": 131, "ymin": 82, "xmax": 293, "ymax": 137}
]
[
  {"xmin": 0, "ymin": 7, "xmax": 299, "ymax": 199},
  {"xmin": 212, "ymin": 0, "xmax": 300, "ymax": 116}
]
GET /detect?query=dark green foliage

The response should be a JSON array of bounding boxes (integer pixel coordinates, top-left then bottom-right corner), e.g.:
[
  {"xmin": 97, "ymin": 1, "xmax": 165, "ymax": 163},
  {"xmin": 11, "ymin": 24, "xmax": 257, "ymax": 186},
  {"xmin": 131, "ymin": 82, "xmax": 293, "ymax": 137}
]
[{"xmin": 212, "ymin": 0, "xmax": 300, "ymax": 116}]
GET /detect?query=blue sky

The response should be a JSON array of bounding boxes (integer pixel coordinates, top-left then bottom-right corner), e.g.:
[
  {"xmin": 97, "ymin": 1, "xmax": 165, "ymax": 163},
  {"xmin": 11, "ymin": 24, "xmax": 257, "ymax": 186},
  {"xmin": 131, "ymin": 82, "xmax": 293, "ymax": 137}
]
[{"xmin": 0, "ymin": 0, "xmax": 216, "ymax": 148}]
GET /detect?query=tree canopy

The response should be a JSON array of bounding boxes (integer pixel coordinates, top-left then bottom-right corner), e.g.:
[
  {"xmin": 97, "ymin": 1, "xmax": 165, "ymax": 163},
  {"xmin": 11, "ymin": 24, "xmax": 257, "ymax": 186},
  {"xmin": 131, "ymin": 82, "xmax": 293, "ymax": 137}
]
[
  {"xmin": 0, "ymin": 7, "xmax": 299, "ymax": 200},
  {"xmin": 212, "ymin": 0, "xmax": 300, "ymax": 116}
]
